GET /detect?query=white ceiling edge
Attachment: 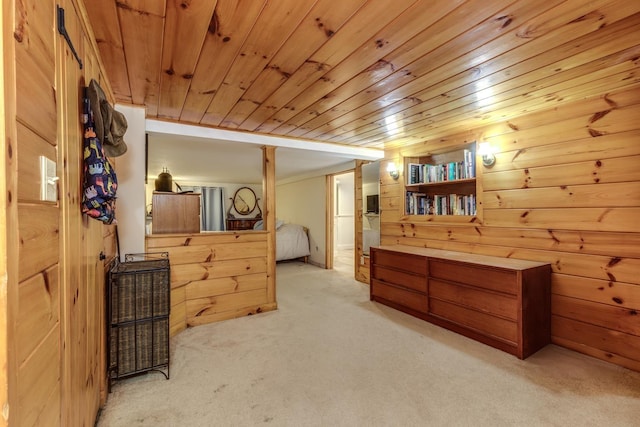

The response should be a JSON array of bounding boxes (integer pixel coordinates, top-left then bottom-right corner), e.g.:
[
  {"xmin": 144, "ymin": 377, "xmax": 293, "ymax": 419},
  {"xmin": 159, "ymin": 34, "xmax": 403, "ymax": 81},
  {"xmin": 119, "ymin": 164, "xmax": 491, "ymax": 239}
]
[
  {"xmin": 146, "ymin": 119, "xmax": 384, "ymax": 161},
  {"xmin": 276, "ymin": 160, "xmax": 356, "ymax": 186}
]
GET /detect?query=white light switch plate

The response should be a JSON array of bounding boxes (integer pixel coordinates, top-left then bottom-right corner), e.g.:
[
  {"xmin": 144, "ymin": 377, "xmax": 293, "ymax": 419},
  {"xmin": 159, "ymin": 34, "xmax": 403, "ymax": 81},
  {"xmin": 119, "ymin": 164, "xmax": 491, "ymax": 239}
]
[{"xmin": 39, "ymin": 156, "xmax": 58, "ymax": 202}]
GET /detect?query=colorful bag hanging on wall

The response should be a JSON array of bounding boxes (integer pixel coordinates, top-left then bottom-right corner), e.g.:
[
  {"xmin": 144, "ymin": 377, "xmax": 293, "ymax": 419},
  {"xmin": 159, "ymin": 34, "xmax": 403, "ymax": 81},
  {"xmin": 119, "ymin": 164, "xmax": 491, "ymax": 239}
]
[{"xmin": 81, "ymin": 80, "xmax": 118, "ymax": 224}]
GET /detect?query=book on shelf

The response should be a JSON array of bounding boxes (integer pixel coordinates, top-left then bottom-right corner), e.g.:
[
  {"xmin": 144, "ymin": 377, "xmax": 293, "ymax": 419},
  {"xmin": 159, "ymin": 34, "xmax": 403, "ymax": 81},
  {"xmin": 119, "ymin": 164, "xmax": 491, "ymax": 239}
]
[
  {"xmin": 406, "ymin": 192, "xmax": 429, "ymax": 215},
  {"xmin": 406, "ymin": 192, "xmax": 476, "ymax": 216},
  {"xmin": 464, "ymin": 149, "xmax": 476, "ymax": 178},
  {"xmin": 407, "ymin": 150, "xmax": 475, "ymax": 185}
]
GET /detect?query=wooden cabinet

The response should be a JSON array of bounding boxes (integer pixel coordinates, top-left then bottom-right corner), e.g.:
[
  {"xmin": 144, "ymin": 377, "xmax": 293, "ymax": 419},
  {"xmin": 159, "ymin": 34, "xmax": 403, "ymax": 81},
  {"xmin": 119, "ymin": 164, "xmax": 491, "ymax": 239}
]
[
  {"xmin": 370, "ymin": 250, "xmax": 428, "ymax": 314},
  {"xmin": 226, "ymin": 217, "xmax": 261, "ymax": 230},
  {"xmin": 404, "ymin": 142, "xmax": 477, "ymax": 216},
  {"xmin": 370, "ymin": 245, "xmax": 551, "ymax": 359},
  {"xmin": 152, "ymin": 192, "xmax": 200, "ymax": 234}
]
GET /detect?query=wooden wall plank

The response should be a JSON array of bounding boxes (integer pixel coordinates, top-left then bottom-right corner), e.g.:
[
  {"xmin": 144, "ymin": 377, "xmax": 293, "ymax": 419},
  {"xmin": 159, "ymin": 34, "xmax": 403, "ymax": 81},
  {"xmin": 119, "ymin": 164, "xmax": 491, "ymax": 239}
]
[
  {"xmin": 14, "ymin": 0, "xmax": 56, "ymax": 142},
  {"xmin": 17, "ymin": 204, "xmax": 59, "ymax": 283},
  {"xmin": 187, "ymin": 302, "xmax": 277, "ymax": 327},
  {"xmin": 380, "ymin": 223, "xmax": 640, "ymax": 258},
  {"xmin": 14, "ymin": 54, "xmax": 56, "ymax": 143},
  {"xmin": 30, "ymin": 383, "xmax": 61, "ymax": 427},
  {"xmin": 160, "ymin": 241, "xmax": 267, "ymax": 265},
  {"xmin": 483, "ymin": 207, "xmax": 640, "ymax": 232},
  {"xmin": 170, "ymin": 254, "xmax": 267, "ymax": 286},
  {"xmin": 483, "ymin": 155, "xmax": 640, "ymax": 191},
  {"xmin": 481, "ymin": 87, "xmax": 640, "ymax": 144},
  {"xmin": 553, "ymin": 336, "xmax": 640, "ymax": 373},
  {"xmin": 145, "ymin": 231, "xmax": 267, "ymax": 249},
  {"xmin": 186, "ymin": 289, "xmax": 268, "ymax": 319},
  {"xmin": 17, "ymin": 326, "xmax": 60, "ymax": 427},
  {"xmin": 17, "ymin": 265, "xmax": 59, "ymax": 366},
  {"xmin": 483, "ymin": 182, "xmax": 640, "ymax": 209},
  {"xmin": 170, "ymin": 286, "xmax": 187, "ymax": 337},
  {"xmin": 552, "ymin": 315, "xmax": 640, "ymax": 364},
  {"xmin": 185, "ymin": 273, "xmax": 267, "ymax": 300},
  {"xmin": 552, "ymin": 294, "xmax": 639, "ymax": 336},
  {"xmin": 553, "ymin": 274, "xmax": 640, "ymax": 311},
  {"xmin": 490, "ymin": 130, "xmax": 640, "ymax": 172},
  {"xmin": 14, "ymin": 0, "xmax": 55, "ymax": 79}
]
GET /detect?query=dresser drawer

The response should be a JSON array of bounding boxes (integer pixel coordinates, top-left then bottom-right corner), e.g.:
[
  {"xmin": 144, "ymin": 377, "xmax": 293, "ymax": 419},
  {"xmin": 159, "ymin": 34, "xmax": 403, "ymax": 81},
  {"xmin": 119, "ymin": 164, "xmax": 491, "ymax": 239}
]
[
  {"xmin": 429, "ymin": 298, "xmax": 518, "ymax": 345},
  {"xmin": 371, "ymin": 280, "xmax": 427, "ymax": 313},
  {"xmin": 429, "ymin": 259, "xmax": 517, "ymax": 295},
  {"xmin": 372, "ymin": 265, "xmax": 427, "ymax": 293},
  {"xmin": 429, "ymin": 279, "xmax": 517, "ymax": 321},
  {"xmin": 372, "ymin": 249, "xmax": 427, "ymax": 276}
]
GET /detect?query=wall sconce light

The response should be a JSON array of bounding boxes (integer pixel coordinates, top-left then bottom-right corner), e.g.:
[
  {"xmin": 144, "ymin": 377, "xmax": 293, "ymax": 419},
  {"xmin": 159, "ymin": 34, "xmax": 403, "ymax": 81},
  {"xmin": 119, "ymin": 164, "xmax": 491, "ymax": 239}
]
[
  {"xmin": 387, "ymin": 162, "xmax": 399, "ymax": 180},
  {"xmin": 478, "ymin": 142, "xmax": 496, "ymax": 167}
]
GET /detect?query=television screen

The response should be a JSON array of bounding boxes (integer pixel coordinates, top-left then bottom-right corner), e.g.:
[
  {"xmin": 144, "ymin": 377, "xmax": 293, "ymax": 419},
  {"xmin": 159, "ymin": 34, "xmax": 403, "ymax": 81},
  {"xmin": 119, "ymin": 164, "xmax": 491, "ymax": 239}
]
[{"xmin": 366, "ymin": 194, "xmax": 379, "ymax": 214}]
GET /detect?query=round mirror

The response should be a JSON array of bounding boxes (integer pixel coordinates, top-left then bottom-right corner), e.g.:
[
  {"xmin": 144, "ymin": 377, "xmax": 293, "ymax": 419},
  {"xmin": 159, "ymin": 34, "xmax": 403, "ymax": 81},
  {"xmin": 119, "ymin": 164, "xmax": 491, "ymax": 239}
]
[{"xmin": 232, "ymin": 187, "xmax": 257, "ymax": 215}]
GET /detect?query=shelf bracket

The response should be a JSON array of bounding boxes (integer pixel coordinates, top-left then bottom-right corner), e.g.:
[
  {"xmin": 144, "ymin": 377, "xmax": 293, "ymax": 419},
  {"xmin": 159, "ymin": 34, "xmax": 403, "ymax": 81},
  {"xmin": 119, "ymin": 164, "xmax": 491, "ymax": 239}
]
[{"xmin": 56, "ymin": 5, "xmax": 83, "ymax": 69}]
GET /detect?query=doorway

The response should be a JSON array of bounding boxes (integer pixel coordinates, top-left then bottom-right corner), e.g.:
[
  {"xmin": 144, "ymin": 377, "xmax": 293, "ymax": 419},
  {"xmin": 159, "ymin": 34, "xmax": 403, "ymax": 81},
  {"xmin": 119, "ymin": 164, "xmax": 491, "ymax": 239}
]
[{"xmin": 332, "ymin": 171, "xmax": 354, "ymax": 275}]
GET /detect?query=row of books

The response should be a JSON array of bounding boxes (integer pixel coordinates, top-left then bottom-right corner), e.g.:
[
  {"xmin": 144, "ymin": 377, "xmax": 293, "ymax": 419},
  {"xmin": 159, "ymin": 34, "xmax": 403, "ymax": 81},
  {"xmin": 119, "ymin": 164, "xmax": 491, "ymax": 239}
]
[
  {"xmin": 407, "ymin": 149, "xmax": 475, "ymax": 185},
  {"xmin": 406, "ymin": 192, "xmax": 476, "ymax": 216}
]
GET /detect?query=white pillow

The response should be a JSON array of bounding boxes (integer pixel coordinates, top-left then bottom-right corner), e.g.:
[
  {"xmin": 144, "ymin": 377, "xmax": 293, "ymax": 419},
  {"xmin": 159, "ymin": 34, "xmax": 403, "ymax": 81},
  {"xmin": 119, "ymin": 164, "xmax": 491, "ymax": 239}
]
[{"xmin": 252, "ymin": 219, "xmax": 284, "ymax": 230}]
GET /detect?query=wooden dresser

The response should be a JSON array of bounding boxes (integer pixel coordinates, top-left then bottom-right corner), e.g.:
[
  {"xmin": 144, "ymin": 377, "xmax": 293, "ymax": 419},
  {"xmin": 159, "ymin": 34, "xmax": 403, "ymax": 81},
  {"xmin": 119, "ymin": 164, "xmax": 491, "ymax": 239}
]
[
  {"xmin": 370, "ymin": 245, "xmax": 551, "ymax": 359},
  {"xmin": 152, "ymin": 192, "xmax": 201, "ymax": 234},
  {"xmin": 226, "ymin": 217, "xmax": 261, "ymax": 230}
]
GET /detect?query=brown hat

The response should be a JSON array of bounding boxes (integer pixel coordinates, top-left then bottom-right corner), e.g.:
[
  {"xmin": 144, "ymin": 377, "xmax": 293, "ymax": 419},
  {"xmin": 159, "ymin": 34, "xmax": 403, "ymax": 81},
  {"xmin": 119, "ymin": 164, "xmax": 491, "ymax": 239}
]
[{"xmin": 87, "ymin": 79, "xmax": 128, "ymax": 157}]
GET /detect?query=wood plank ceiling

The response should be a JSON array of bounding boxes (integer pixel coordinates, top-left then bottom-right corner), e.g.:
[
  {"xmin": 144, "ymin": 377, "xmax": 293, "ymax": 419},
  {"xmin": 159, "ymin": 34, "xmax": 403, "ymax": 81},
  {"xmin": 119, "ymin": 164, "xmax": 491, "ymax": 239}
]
[{"xmin": 84, "ymin": 0, "xmax": 640, "ymax": 149}]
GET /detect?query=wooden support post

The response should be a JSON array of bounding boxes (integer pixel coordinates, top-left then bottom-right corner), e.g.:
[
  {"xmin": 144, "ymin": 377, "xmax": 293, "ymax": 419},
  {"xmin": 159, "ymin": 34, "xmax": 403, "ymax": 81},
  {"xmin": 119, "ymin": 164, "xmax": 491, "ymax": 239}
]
[
  {"xmin": 1, "ymin": 0, "xmax": 19, "ymax": 422},
  {"xmin": 262, "ymin": 146, "xmax": 277, "ymax": 306}
]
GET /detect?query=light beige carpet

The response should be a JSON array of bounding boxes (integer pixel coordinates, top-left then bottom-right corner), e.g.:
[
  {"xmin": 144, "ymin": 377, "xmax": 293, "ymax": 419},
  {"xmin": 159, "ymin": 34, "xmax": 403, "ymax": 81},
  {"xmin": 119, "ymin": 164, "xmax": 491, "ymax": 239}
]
[{"xmin": 97, "ymin": 262, "xmax": 640, "ymax": 426}]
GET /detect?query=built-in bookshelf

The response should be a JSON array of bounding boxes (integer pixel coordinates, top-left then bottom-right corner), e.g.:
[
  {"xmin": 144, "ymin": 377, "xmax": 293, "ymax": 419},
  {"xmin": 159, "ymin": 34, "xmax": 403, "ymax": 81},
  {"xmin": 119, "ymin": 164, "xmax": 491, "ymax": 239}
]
[{"xmin": 404, "ymin": 142, "xmax": 477, "ymax": 217}]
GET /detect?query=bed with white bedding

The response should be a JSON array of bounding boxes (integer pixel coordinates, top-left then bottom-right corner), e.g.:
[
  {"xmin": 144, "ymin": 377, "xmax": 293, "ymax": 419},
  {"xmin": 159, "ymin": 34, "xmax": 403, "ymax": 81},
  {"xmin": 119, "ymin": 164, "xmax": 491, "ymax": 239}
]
[
  {"xmin": 276, "ymin": 223, "xmax": 311, "ymax": 262},
  {"xmin": 253, "ymin": 220, "xmax": 311, "ymax": 262}
]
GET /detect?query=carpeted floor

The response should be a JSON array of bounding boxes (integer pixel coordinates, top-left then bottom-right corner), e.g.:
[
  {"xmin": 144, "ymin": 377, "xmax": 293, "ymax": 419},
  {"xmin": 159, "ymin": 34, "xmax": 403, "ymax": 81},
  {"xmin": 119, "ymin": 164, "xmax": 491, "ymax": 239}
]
[
  {"xmin": 333, "ymin": 248, "xmax": 354, "ymax": 275},
  {"xmin": 97, "ymin": 262, "xmax": 640, "ymax": 427}
]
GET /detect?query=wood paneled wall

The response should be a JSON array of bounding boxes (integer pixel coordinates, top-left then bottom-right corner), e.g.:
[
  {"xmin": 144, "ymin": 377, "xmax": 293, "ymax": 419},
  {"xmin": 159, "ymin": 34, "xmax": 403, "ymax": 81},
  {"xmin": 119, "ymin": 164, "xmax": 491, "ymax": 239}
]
[
  {"xmin": 354, "ymin": 160, "xmax": 369, "ymax": 283},
  {"xmin": 3, "ymin": 0, "xmax": 117, "ymax": 425},
  {"xmin": 146, "ymin": 232, "xmax": 276, "ymax": 336},
  {"xmin": 381, "ymin": 86, "xmax": 640, "ymax": 371}
]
